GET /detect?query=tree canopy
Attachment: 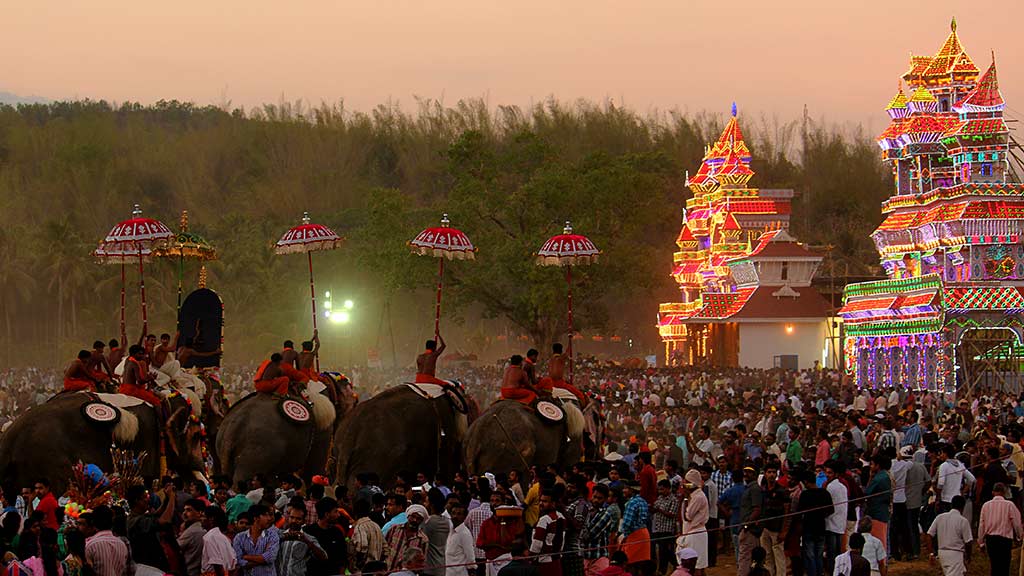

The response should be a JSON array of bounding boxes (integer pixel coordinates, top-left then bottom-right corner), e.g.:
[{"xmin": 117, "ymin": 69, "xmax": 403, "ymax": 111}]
[{"xmin": 0, "ymin": 98, "xmax": 890, "ymax": 366}]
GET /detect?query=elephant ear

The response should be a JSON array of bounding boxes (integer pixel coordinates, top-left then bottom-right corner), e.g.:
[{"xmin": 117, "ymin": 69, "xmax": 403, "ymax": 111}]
[{"xmin": 443, "ymin": 385, "xmax": 469, "ymax": 414}]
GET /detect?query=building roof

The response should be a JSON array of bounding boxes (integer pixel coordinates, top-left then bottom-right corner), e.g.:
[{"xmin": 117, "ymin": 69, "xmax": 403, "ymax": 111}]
[
  {"xmin": 886, "ymin": 84, "xmax": 909, "ymax": 110},
  {"xmin": 838, "ymin": 276, "xmax": 943, "ymax": 323},
  {"xmin": 922, "ymin": 18, "xmax": 978, "ymax": 79},
  {"xmin": 943, "ymin": 117, "xmax": 1008, "ymax": 137},
  {"xmin": 958, "ymin": 57, "xmax": 1004, "ymax": 110},
  {"xmin": 692, "ymin": 288, "xmax": 757, "ymax": 320},
  {"xmin": 739, "ymin": 229, "xmax": 822, "ymax": 260},
  {"xmin": 727, "ymin": 285, "xmax": 831, "ymax": 320},
  {"xmin": 945, "ymin": 286, "xmax": 1024, "ymax": 310}
]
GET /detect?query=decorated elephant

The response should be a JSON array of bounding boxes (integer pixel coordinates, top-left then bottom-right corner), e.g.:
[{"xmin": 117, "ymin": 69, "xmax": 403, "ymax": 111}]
[
  {"xmin": 0, "ymin": 391, "xmax": 206, "ymax": 495},
  {"xmin": 464, "ymin": 390, "xmax": 603, "ymax": 476},
  {"xmin": 333, "ymin": 382, "xmax": 473, "ymax": 489},
  {"xmin": 216, "ymin": 374, "xmax": 356, "ymax": 486}
]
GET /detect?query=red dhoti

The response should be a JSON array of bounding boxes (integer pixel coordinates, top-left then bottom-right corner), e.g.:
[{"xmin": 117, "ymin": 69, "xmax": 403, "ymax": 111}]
[
  {"xmin": 539, "ymin": 377, "xmax": 587, "ymax": 404},
  {"xmin": 64, "ymin": 378, "xmax": 95, "ymax": 392},
  {"xmin": 118, "ymin": 383, "xmax": 162, "ymax": 406},
  {"xmin": 415, "ymin": 373, "xmax": 448, "ymax": 385},
  {"xmin": 255, "ymin": 377, "xmax": 290, "ymax": 395},
  {"xmin": 621, "ymin": 528, "xmax": 651, "ymax": 564},
  {"xmin": 500, "ymin": 386, "xmax": 536, "ymax": 405},
  {"xmin": 299, "ymin": 368, "xmax": 322, "ymax": 383}
]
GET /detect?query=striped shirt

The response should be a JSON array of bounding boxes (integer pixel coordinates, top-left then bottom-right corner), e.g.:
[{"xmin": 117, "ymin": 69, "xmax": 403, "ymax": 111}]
[
  {"xmin": 620, "ymin": 495, "xmax": 649, "ymax": 537},
  {"xmin": 85, "ymin": 530, "xmax": 128, "ymax": 576},
  {"xmin": 978, "ymin": 496, "xmax": 1023, "ymax": 541},
  {"xmin": 464, "ymin": 503, "xmax": 492, "ymax": 558},
  {"xmin": 581, "ymin": 504, "xmax": 619, "ymax": 560},
  {"xmin": 530, "ymin": 511, "xmax": 566, "ymax": 564},
  {"xmin": 232, "ymin": 526, "xmax": 281, "ymax": 576}
]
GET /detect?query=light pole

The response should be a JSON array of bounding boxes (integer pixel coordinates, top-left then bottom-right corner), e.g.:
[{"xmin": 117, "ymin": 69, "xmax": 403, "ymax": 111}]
[{"xmin": 330, "ymin": 298, "xmax": 355, "ymax": 368}]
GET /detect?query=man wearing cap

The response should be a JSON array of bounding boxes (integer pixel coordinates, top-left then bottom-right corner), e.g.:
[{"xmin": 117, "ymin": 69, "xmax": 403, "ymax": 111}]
[
  {"xmin": 385, "ymin": 504, "xmax": 429, "ymax": 573},
  {"xmin": 677, "ymin": 469, "xmax": 708, "ymax": 576},
  {"xmin": 925, "ymin": 495, "xmax": 972, "ymax": 576},
  {"xmin": 737, "ymin": 465, "xmax": 763, "ymax": 576},
  {"xmin": 672, "ymin": 548, "xmax": 698, "ymax": 576}
]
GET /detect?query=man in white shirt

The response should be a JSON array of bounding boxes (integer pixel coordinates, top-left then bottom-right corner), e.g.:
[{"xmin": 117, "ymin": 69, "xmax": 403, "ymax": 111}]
[
  {"xmin": 824, "ymin": 461, "xmax": 849, "ymax": 573},
  {"xmin": 201, "ymin": 506, "xmax": 237, "ymax": 576},
  {"xmin": 446, "ymin": 501, "xmax": 477, "ymax": 576},
  {"xmin": 936, "ymin": 444, "xmax": 975, "ymax": 512},
  {"xmin": 926, "ymin": 496, "xmax": 972, "ymax": 576}
]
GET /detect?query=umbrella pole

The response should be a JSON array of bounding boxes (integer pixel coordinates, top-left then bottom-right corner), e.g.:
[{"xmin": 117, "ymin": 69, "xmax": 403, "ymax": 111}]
[
  {"xmin": 567, "ymin": 265, "xmax": 574, "ymax": 384},
  {"xmin": 120, "ymin": 261, "xmax": 127, "ymax": 345},
  {"xmin": 177, "ymin": 251, "xmax": 184, "ymax": 314},
  {"xmin": 138, "ymin": 243, "xmax": 148, "ymax": 336},
  {"xmin": 434, "ymin": 257, "xmax": 445, "ymax": 340},
  {"xmin": 308, "ymin": 251, "xmax": 320, "ymax": 372}
]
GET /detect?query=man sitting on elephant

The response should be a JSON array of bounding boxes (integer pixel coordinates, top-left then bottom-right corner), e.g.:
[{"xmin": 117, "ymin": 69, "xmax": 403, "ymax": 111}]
[
  {"xmin": 119, "ymin": 344, "xmax": 164, "ymax": 407},
  {"xmin": 64, "ymin": 350, "xmax": 103, "ymax": 392},
  {"xmin": 298, "ymin": 330, "xmax": 322, "ymax": 382},
  {"xmin": 500, "ymin": 355, "xmax": 539, "ymax": 405},
  {"xmin": 254, "ymin": 353, "xmax": 307, "ymax": 396},
  {"xmin": 414, "ymin": 335, "xmax": 447, "ymax": 385},
  {"xmin": 538, "ymin": 343, "xmax": 587, "ymax": 405}
]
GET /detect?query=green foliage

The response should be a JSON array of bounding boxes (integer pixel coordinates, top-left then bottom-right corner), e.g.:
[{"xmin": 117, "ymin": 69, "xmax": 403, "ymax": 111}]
[{"xmin": 0, "ymin": 98, "xmax": 890, "ymax": 365}]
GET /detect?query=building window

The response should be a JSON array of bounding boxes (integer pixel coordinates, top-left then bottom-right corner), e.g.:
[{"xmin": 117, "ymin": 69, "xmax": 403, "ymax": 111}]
[
  {"xmin": 981, "ymin": 163, "xmax": 993, "ymax": 176},
  {"xmin": 781, "ymin": 262, "xmax": 789, "ymax": 281}
]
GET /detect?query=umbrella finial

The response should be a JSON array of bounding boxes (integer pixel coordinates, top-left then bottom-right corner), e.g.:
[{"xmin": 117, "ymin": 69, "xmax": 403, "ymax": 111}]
[
  {"xmin": 564, "ymin": 221, "xmax": 573, "ymax": 235},
  {"xmin": 180, "ymin": 210, "xmax": 189, "ymax": 233},
  {"xmin": 441, "ymin": 213, "xmax": 450, "ymax": 227},
  {"xmin": 302, "ymin": 211, "xmax": 311, "ymax": 225},
  {"xmin": 132, "ymin": 204, "xmax": 142, "ymax": 219}
]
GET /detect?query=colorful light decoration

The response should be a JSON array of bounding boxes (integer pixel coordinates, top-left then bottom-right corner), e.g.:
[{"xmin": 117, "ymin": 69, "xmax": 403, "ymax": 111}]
[
  {"xmin": 841, "ymin": 20, "xmax": 1024, "ymax": 392},
  {"xmin": 659, "ymin": 104, "xmax": 806, "ymax": 359}
]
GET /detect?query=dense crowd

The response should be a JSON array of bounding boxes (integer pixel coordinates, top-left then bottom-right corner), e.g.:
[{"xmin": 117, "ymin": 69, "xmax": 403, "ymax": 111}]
[{"xmin": 3, "ymin": 359, "xmax": 1024, "ymax": 576}]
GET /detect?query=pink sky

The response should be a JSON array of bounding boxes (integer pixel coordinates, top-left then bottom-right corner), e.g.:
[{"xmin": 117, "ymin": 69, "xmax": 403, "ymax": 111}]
[{"xmin": 4, "ymin": 0, "xmax": 1021, "ymax": 131}]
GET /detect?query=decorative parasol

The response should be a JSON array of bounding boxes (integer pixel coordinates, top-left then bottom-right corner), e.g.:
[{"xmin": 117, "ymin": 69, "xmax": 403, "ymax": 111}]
[
  {"xmin": 153, "ymin": 211, "xmax": 218, "ymax": 312},
  {"xmin": 275, "ymin": 212, "xmax": 344, "ymax": 370},
  {"xmin": 94, "ymin": 205, "xmax": 174, "ymax": 341},
  {"xmin": 409, "ymin": 213, "xmax": 475, "ymax": 339},
  {"xmin": 535, "ymin": 221, "xmax": 600, "ymax": 383}
]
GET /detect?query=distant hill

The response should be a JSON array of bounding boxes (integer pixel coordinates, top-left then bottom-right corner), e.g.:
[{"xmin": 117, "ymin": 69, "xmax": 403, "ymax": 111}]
[{"xmin": 0, "ymin": 91, "xmax": 49, "ymax": 105}]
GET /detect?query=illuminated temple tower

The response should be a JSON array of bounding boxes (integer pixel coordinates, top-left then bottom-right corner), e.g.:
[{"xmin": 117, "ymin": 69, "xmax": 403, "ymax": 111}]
[
  {"xmin": 839, "ymin": 19, "xmax": 1024, "ymax": 392},
  {"xmin": 658, "ymin": 105, "xmax": 831, "ymax": 369}
]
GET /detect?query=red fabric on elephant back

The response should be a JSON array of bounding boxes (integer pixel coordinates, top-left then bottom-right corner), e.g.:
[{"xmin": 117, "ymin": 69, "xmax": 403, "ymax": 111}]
[{"xmin": 500, "ymin": 387, "xmax": 536, "ymax": 405}]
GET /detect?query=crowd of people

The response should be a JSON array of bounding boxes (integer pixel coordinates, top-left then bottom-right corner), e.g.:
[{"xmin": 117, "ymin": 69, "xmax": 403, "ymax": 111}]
[{"xmin": 5, "ymin": 344, "xmax": 1024, "ymax": 576}]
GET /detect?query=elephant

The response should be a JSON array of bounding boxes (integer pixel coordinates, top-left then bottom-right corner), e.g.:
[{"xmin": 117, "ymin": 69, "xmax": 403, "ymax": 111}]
[
  {"xmin": 216, "ymin": 374, "xmax": 356, "ymax": 487},
  {"xmin": 464, "ymin": 394, "xmax": 604, "ymax": 476},
  {"xmin": 333, "ymin": 383, "xmax": 473, "ymax": 489},
  {"xmin": 0, "ymin": 391, "xmax": 206, "ymax": 495}
]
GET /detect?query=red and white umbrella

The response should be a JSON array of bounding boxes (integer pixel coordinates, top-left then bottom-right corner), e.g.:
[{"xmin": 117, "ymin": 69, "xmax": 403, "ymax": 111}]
[
  {"xmin": 275, "ymin": 212, "xmax": 344, "ymax": 369},
  {"xmin": 94, "ymin": 205, "xmax": 174, "ymax": 341},
  {"xmin": 409, "ymin": 213, "xmax": 475, "ymax": 339},
  {"xmin": 536, "ymin": 221, "xmax": 600, "ymax": 383}
]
